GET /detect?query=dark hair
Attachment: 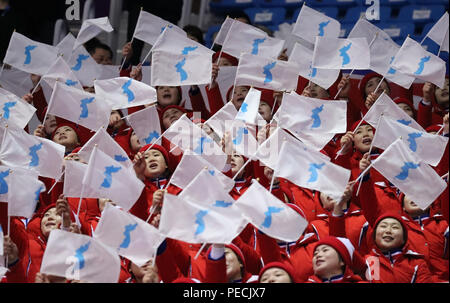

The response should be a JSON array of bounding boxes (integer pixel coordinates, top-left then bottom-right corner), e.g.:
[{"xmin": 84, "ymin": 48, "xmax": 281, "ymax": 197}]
[
  {"xmin": 183, "ymin": 25, "xmax": 204, "ymax": 45},
  {"xmin": 93, "ymin": 43, "xmax": 113, "ymax": 60},
  {"xmin": 228, "ymin": 11, "xmax": 251, "ymax": 25}
]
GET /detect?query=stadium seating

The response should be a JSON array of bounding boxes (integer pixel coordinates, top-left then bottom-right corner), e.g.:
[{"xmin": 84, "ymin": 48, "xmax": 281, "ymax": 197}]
[
  {"xmin": 255, "ymin": 0, "xmax": 305, "ymax": 8},
  {"xmin": 342, "ymin": 6, "xmax": 392, "ymax": 24},
  {"xmin": 379, "ymin": 21, "xmax": 415, "ymax": 44},
  {"xmin": 244, "ymin": 7, "xmax": 287, "ymax": 25},
  {"xmin": 396, "ymin": 5, "xmax": 446, "ymax": 24},
  {"xmin": 209, "ymin": 0, "xmax": 256, "ymax": 14}
]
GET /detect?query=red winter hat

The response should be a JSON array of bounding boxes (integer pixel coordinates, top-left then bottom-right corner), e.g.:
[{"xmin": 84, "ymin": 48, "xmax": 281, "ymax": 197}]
[
  {"xmin": 257, "ymin": 88, "xmax": 275, "ymax": 109},
  {"xmin": 139, "ymin": 143, "xmax": 170, "ymax": 168},
  {"xmin": 226, "ymin": 243, "xmax": 246, "ymax": 270},
  {"xmin": 350, "ymin": 119, "xmax": 370, "ymax": 132},
  {"xmin": 313, "ymin": 236, "xmax": 355, "ymax": 267},
  {"xmin": 51, "ymin": 121, "xmax": 83, "ymax": 145},
  {"xmin": 258, "ymin": 261, "xmax": 297, "ymax": 283},
  {"xmin": 213, "ymin": 51, "xmax": 239, "ymax": 66},
  {"xmin": 52, "ymin": 117, "xmax": 93, "ymax": 146},
  {"xmin": 425, "ymin": 124, "xmax": 443, "ymax": 133},
  {"xmin": 358, "ymin": 72, "xmax": 390, "ymax": 99},
  {"xmin": 373, "ymin": 212, "xmax": 407, "ymax": 241},
  {"xmin": 226, "ymin": 85, "xmax": 251, "ymax": 102}
]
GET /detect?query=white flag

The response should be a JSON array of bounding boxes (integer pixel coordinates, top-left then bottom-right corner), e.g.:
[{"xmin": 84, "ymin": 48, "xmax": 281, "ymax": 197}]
[
  {"xmin": 164, "ymin": 115, "xmax": 228, "ymax": 170},
  {"xmin": 0, "ymin": 127, "xmax": 64, "ymax": 179},
  {"xmin": 371, "ymin": 139, "xmax": 447, "ymax": 209},
  {"xmin": 0, "ymin": 225, "xmax": 3, "ymax": 256},
  {"xmin": 372, "ymin": 115, "xmax": 448, "ymax": 167},
  {"xmin": 0, "ymin": 165, "xmax": 44, "ymax": 218},
  {"xmin": 78, "ymin": 127, "xmax": 133, "ymax": 168},
  {"xmin": 0, "ymin": 67, "xmax": 34, "ymax": 98},
  {"xmin": 276, "ymin": 140, "xmax": 351, "ymax": 201},
  {"xmin": 159, "ymin": 193, "xmax": 247, "ymax": 244},
  {"xmin": 229, "ymin": 119, "xmax": 259, "ymax": 159},
  {"xmin": 133, "ymin": 10, "xmax": 185, "ymax": 46},
  {"xmin": 205, "ymin": 101, "xmax": 238, "ymax": 139},
  {"xmin": 368, "ymin": 35, "xmax": 415, "ymax": 89},
  {"xmin": 292, "ymin": 4, "xmax": 341, "ymax": 45},
  {"xmin": 56, "ymin": 32, "xmax": 76, "ymax": 60},
  {"xmin": 82, "ymin": 147, "xmax": 145, "ymax": 211},
  {"xmin": 42, "ymin": 56, "xmax": 84, "ymax": 91},
  {"xmin": 213, "ymin": 17, "xmax": 235, "ymax": 46},
  {"xmin": 170, "ymin": 150, "xmax": 234, "ymax": 192},
  {"xmin": 391, "ymin": 37, "xmax": 446, "ymax": 89},
  {"xmin": 40, "ymin": 229, "xmax": 120, "ymax": 283},
  {"xmin": 348, "ymin": 18, "xmax": 394, "ymax": 46},
  {"xmin": 235, "ymin": 53, "xmax": 299, "ymax": 92},
  {"xmin": 126, "ymin": 105, "xmax": 161, "ymax": 145},
  {"xmin": 93, "ymin": 203, "xmax": 165, "ymax": 267},
  {"xmin": 94, "ymin": 77, "xmax": 157, "ymax": 110},
  {"xmin": 363, "ymin": 92, "xmax": 425, "ymax": 132},
  {"xmin": 0, "ymin": 87, "xmax": 36, "ymax": 129},
  {"xmin": 424, "ymin": 12, "xmax": 449, "ymax": 52},
  {"xmin": 235, "ymin": 181, "xmax": 308, "ymax": 242},
  {"xmin": 277, "ymin": 92, "xmax": 347, "ymax": 134},
  {"xmin": 3, "ymin": 32, "xmax": 59, "ymax": 76},
  {"xmin": 68, "ymin": 45, "xmax": 101, "ymax": 87},
  {"xmin": 289, "ymin": 42, "xmax": 340, "ymax": 90},
  {"xmin": 47, "ymin": 81, "xmax": 112, "ymax": 132},
  {"xmin": 312, "ymin": 37, "xmax": 370, "ymax": 70},
  {"xmin": 222, "ymin": 19, "xmax": 285, "ymax": 59},
  {"xmin": 73, "ymin": 17, "xmax": 114, "ymax": 50},
  {"xmin": 254, "ymin": 127, "xmax": 330, "ymax": 170},
  {"xmin": 63, "ymin": 160, "xmax": 99, "ymax": 198},
  {"xmin": 235, "ymin": 87, "xmax": 261, "ymax": 124}
]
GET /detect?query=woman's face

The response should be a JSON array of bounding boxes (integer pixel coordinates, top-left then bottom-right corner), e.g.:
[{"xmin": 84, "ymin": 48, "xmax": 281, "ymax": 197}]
[
  {"xmin": 397, "ymin": 103, "xmax": 414, "ymax": 118},
  {"xmin": 402, "ymin": 196, "xmax": 425, "ymax": 218},
  {"xmin": 231, "ymin": 86, "xmax": 249, "ymax": 109},
  {"xmin": 260, "ymin": 267, "xmax": 292, "ymax": 283},
  {"xmin": 162, "ymin": 108, "xmax": 184, "ymax": 130},
  {"xmin": 312, "ymin": 245, "xmax": 344, "ymax": 279},
  {"xmin": 143, "ymin": 149, "xmax": 167, "ymax": 179},
  {"xmin": 41, "ymin": 207, "xmax": 62, "ymax": 238},
  {"xmin": 130, "ymin": 131, "xmax": 142, "ymax": 153},
  {"xmin": 53, "ymin": 126, "xmax": 80, "ymax": 150},
  {"xmin": 110, "ymin": 110, "xmax": 125, "ymax": 130},
  {"xmin": 435, "ymin": 78, "xmax": 449, "ymax": 109},
  {"xmin": 375, "ymin": 218, "xmax": 405, "ymax": 252},
  {"xmin": 258, "ymin": 101, "xmax": 272, "ymax": 122},
  {"xmin": 365, "ymin": 77, "xmax": 390, "ymax": 98},
  {"xmin": 319, "ymin": 192, "xmax": 336, "ymax": 212},
  {"xmin": 225, "ymin": 247, "xmax": 242, "ymax": 281},
  {"xmin": 157, "ymin": 86, "xmax": 180, "ymax": 107},
  {"xmin": 353, "ymin": 125, "xmax": 374, "ymax": 153},
  {"xmin": 308, "ymin": 83, "xmax": 329, "ymax": 99},
  {"xmin": 218, "ymin": 57, "xmax": 233, "ymax": 67},
  {"xmin": 230, "ymin": 153, "xmax": 245, "ymax": 179},
  {"xmin": 44, "ymin": 114, "xmax": 57, "ymax": 135}
]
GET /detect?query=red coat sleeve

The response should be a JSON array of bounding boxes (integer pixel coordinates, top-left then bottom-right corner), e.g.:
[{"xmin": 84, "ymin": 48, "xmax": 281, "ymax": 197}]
[
  {"xmin": 5, "ymin": 218, "xmax": 29, "ymax": 282},
  {"xmin": 204, "ymin": 249, "xmax": 227, "ymax": 283},
  {"xmin": 189, "ymin": 87, "xmax": 210, "ymax": 120},
  {"xmin": 31, "ymin": 88, "xmax": 48, "ymax": 123},
  {"xmin": 256, "ymin": 231, "xmax": 283, "ymax": 264},
  {"xmin": 129, "ymin": 187, "xmax": 151, "ymax": 221},
  {"xmin": 205, "ymin": 84, "xmax": 225, "ymax": 116},
  {"xmin": 358, "ymin": 173, "xmax": 384, "ymax": 227},
  {"xmin": 155, "ymin": 240, "xmax": 185, "ymax": 283},
  {"xmin": 417, "ymin": 100, "xmax": 433, "ymax": 129},
  {"xmin": 232, "ymin": 236, "xmax": 263, "ymax": 275},
  {"xmin": 329, "ymin": 214, "xmax": 346, "ymax": 238}
]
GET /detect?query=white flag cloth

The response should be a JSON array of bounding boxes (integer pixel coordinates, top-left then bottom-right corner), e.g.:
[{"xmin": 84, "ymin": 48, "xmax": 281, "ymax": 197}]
[
  {"xmin": 368, "ymin": 35, "xmax": 415, "ymax": 89},
  {"xmin": 348, "ymin": 18, "xmax": 394, "ymax": 46},
  {"xmin": 222, "ymin": 19, "xmax": 285, "ymax": 59},
  {"xmin": 73, "ymin": 17, "xmax": 114, "ymax": 50},
  {"xmin": 289, "ymin": 42, "xmax": 340, "ymax": 90},
  {"xmin": 235, "ymin": 181, "xmax": 308, "ymax": 242},
  {"xmin": 292, "ymin": 4, "xmax": 341, "ymax": 45},
  {"xmin": 235, "ymin": 87, "xmax": 261, "ymax": 124},
  {"xmin": 213, "ymin": 17, "xmax": 235, "ymax": 46},
  {"xmin": 229, "ymin": 119, "xmax": 259, "ymax": 159},
  {"xmin": 47, "ymin": 81, "xmax": 111, "ymax": 132},
  {"xmin": 254, "ymin": 127, "xmax": 330, "ymax": 170},
  {"xmin": 424, "ymin": 12, "xmax": 449, "ymax": 52},
  {"xmin": 0, "ymin": 225, "xmax": 3, "ymax": 256},
  {"xmin": 205, "ymin": 101, "xmax": 238, "ymax": 139},
  {"xmin": 164, "ymin": 114, "xmax": 228, "ymax": 170},
  {"xmin": 3, "ymin": 32, "xmax": 59, "ymax": 76},
  {"xmin": 94, "ymin": 77, "xmax": 157, "ymax": 110},
  {"xmin": 371, "ymin": 138, "xmax": 447, "ymax": 209},
  {"xmin": 42, "ymin": 56, "xmax": 84, "ymax": 91},
  {"xmin": 93, "ymin": 203, "xmax": 165, "ymax": 267},
  {"xmin": 0, "ymin": 87, "xmax": 36, "ymax": 129},
  {"xmin": 276, "ymin": 140, "xmax": 351, "ymax": 201},
  {"xmin": 372, "ymin": 116, "xmax": 448, "ymax": 167},
  {"xmin": 312, "ymin": 37, "xmax": 370, "ymax": 70},
  {"xmin": 68, "ymin": 45, "xmax": 101, "ymax": 87},
  {"xmin": 0, "ymin": 165, "xmax": 44, "ymax": 218},
  {"xmin": 363, "ymin": 92, "xmax": 425, "ymax": 132},
  {"xmin": 391, "ymin": 37, "xmax": 446, "ymax": 89},
  {"xmin": 63, "ymin": 160, "xmax": 99, "ymax": 198},
  {"xmin": 133, "ymin": 10, "xmax": 185, "ymax": 46},
  {"xmin": 126, "ymin": 105, "xmax": 161, "ymax": 145},
  {"xmin": 56, "ymin": 32, "xmax": 76, "ymax": 60},
  {"xmin": 0, "ymin": 127, "xmax": 64, "ymax": 179},
  {"xmin": 82, "ymin": 147, "xmax": 145, "ymax": 211},
  {"xmin": 78, "ymin": 127, "xmax": 133, "ymax": 168},
  {"xmin": 97, "ymin": 65, "xmax": 121, "ymax": 81},
  {"xmin": 235, "ymin": 53, "xmax": 299, "ymax": 92},
  {"xmin": 159, "ymin": 193, "xmax": 247, "ymax": 244},
  {"xmin": 277, "ymin": 92, "xmax": 347, "ymax": 134},
  {"xmin": 0, "ymin": 67, "xmax": 34, "ymax": 98},
  {"xmin": 40, "ymin": 229, "xmax": 120, "ymax": 283},
  {"xmin": 170, "ymin": 150, "xmax": 234, "ymax": 192}
]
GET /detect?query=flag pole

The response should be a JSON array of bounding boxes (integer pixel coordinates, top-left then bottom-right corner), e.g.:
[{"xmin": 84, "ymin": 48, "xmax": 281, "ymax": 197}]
[
  {"xmin": 30, "ymin": 77, "xmax": 43, "ymax": 95},
  {"xmin": 119, "ymin": 37, "xmax": 134, "ymax": 71},
  {"xmin": 441, "ymin": 172, "xmax": 449, "ymax": 179},
  {"xmin": 0, "ymin": 63, "xmax": 5, "ymax": 79},
  {"xmin": 232, "ymin": 157, "xmax": 252, "ymax": 181},
  {"xmin": 354, "ymin": 162, "xmax": 375, "ymax": 196},
  {"xmin": 47, "ymin": 171, "xmax": 64, "ymax": 194},
  {"xmin": 194, "ymin": 242, "xmax": 207, "ymax": 260}
]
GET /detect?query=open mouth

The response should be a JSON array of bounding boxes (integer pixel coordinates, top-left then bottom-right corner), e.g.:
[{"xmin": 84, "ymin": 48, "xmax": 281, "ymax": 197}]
[
  {"xmin": 148, "ymin": 162, "xmax": 158, "ymax": 169},
  {"xmin": 45, "ymin": 222, "xmax": 56, "ymax": 228},
  {"xmin": 163, "ymin": 93, "xmax": 172, "ymax": 99},
  {"xmin": 315, "ymin": 259, "xmax": 324, "ymax": 267},
  {"xmin": 382, "ymin": 236, "xmax": 394, "ymax": 242},
  {"xmin": 362, "ymin": 138, "xmax": 372, "ymax": 145},
  {"xmin": 59, "ymin": 135, "xmax": 67, "ymax": 141}
]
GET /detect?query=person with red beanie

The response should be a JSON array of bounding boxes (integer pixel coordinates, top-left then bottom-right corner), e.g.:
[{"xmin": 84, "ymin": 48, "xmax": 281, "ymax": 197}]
[
  {"xmin": 418, "ymin": 78, "xmax": 449, "ymax": 128},
  {"xmin": 258, "ymin": 261, "xmax": 297, "ymax": 283},
  {"xmin": 359, "ymin": 72, "xmax": 392, "ymax": 112},
  {"xmin": 308, "ymin": 236, "xmax": 365, "ymax": 283}
]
